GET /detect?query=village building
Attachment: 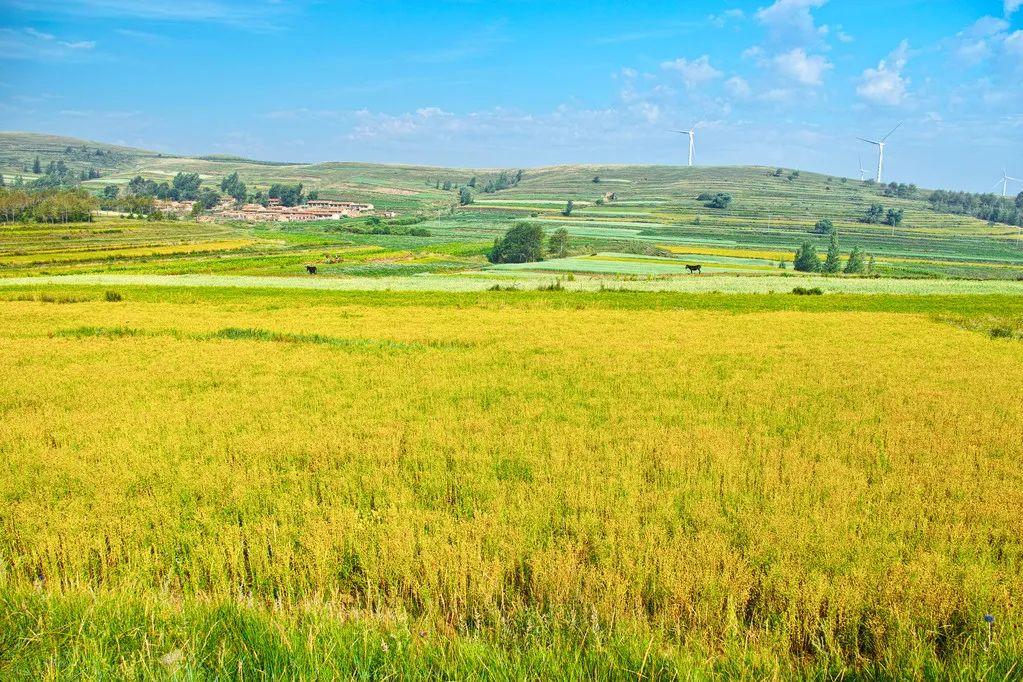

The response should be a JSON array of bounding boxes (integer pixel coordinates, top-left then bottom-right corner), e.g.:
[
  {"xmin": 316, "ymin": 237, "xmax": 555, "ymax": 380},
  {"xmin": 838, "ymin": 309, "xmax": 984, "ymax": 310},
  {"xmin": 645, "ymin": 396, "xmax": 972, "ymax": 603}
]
[{"xmin": 213, "ymin": 198, "xmax": 379, "ymax": 222}]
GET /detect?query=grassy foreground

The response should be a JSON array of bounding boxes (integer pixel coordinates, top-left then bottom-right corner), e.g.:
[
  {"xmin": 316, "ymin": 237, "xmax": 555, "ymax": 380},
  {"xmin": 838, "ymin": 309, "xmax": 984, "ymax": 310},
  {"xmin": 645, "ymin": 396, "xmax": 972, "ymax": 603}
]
[{"xmin": 1, "ymin": 286, "xmax": 1022, "ymax": 678}]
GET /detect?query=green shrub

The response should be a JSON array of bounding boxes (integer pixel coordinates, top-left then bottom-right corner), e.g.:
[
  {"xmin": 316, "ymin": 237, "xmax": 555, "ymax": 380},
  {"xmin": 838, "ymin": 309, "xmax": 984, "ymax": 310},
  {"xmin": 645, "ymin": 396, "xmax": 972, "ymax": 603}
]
[
  {"xmin": 104, "ymin": 291, "xmax": 122, "ymax": 302},
  {"xmin": 792, "ymin": 286, "xmax": 823, "ymax": 296}
]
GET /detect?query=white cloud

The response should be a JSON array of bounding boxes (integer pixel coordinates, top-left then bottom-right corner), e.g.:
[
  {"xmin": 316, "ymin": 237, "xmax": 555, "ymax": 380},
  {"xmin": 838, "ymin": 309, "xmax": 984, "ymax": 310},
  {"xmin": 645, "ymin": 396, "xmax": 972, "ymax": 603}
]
[
  {"xmin": 770, "ymin": 48, "xmax": 832, "ymax": 85},
  {"xmin": 755, "ymin": 0, "xmax": 829, "ymax": 45},
  {"xmin": 1006, "ymin": 30, "xmax": 1023, "ymax": 58},
  {"xmin": 953, "ymin": 17, "xmax": 1010, "ymax": 64},
  {"xmin": 1006, "ymin": 0, "xmax": 1022, "ymax": 17},
  {"xmin": 709, "ymin": 8, "xmax": 745, "ymax": 28},
  {"xmin": 725, "ymin": 76, "xmax": 752, "ymax": 98},
  {"xmin": 660, "ymin": 55, "xmax": 723, "ymax": 89},
  {"xmin": 857, "ymin": 40, "xmax": 910, "ymax": 106},
  {"xmin": 24, "ymin": 28, "xmax": 56, "ymax": 41}
]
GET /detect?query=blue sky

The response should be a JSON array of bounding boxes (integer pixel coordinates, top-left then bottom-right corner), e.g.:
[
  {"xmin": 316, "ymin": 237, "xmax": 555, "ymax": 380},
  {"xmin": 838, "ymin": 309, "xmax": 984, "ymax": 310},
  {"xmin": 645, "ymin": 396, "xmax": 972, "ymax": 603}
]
[{"xmin": 2, "ymin": 0, "xmax": 1021, "ymax": 191}]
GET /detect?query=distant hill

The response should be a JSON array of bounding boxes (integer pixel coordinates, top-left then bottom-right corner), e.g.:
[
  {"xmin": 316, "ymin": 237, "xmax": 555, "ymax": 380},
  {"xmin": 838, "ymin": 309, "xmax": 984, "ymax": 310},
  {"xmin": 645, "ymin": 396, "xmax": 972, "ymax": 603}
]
[
  {"xmin": 0, "ymin": 132, "xmax": 171, "ymax": 177},
  {"xmin": 0, "ymin": 131, "xmax": 1016, "ymax": 243}
]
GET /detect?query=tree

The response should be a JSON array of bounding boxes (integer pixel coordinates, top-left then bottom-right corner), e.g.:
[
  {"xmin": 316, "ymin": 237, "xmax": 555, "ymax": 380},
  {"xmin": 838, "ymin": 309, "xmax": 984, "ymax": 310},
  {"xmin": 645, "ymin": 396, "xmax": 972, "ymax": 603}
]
[
  {"xmin": 1016, "ymin": 191, "xmax": 1023, "ymax": 210},
  {"xmin": 844, "ymin": 246, "xmax": 866, "ymax": 274},
  {"xmin": 307, "ymin": 190, "xmax": 319, "ymax": 201},
  {"xmin": 862, "ymin": 203, "xmax": 885, "ymax": 224},
  {"xmin": 196, "ymin": 187, "xmax": 220, "ymax": 210},
  {"xmin": 171, "ymin": 172, "xmax": 202, "ymax": 200},
  {"xmin": 102, "ymin": 184, "xmax": 119, "ymax": 200},
  {"xmin": 563, "ymin": 200, "xmax": 573, "ymax": 216},
  {"xmin": 793, "ymin": 242, "xmax": 822, "ymax": 272},
  {"xmin": 268, "ymin": 183, "xmax": 303, "ymax": 207},
  {"xmin": 0, "ymin": 174, "xmax": 4, "ymax": 188},
  {"xmin": 458, "ymin": 186, "xmax": 473, "ymax": 205},
  {"xmin": 442, "ymin": 180, "xmax": 452, "ymax": 191},
  {"xmin": 867, "ymin": 254, "xmax": 876, "ymax": 274},
  {"xmin": 592, "ymin": 176, "xmax": 601, "ymax": 183},
  {"xmin": 885, "ymin": 208, "xmax": 904, "ymax": 227},
  {"xmin": 813, "ymin": 218, "xmax": 834, "ymax": 235},
  {"xmin": 468, "ymin": 176, "xmax": 476, "ymax": 188},
  {"xmin": 548, "ymin": 228, "xmax": 570, "ymax": 258},
  {"xmin": 32, "ymin": 157, "xmax": 41, "ymax": 174},
  {"xmin": 220, "ymin": 172, "xmax": 247, "ymax": 202},
  {"xmin": 822, "ymin": 234, "xmax": 841, "ymax": 273},
  {"xmin": 707, "ymin": 193, "xmax": 732, "ymax": 209},
  {"xmin": 488, "ymin": 223, "xmax": 546, "ymax": 264}
]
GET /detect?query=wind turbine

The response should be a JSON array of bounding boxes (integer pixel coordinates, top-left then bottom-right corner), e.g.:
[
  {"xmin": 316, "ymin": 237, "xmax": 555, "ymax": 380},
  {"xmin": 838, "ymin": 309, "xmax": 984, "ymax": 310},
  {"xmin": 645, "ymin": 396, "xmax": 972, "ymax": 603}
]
[
  {"xmin": 669, "ymin": 127, "xmax": 696, "ymax": 166},
  {"xmin": 857, "ymin": 122, "xmax": 902, "ymax": 183},
  {"xmin": 991, "ymin": 168, "xmax": 1022, "ymax": 197},
  {"xmin": 857, "ymin": 155, "xmax": 867, "ymax": 181}
]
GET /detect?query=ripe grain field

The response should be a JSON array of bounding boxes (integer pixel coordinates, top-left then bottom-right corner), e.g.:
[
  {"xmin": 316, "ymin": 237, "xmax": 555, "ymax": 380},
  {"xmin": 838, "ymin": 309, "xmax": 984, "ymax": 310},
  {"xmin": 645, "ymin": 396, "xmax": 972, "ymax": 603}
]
[{"xmin": 1, "ymin": 286, "xmax": 1022, "ymax": 679}]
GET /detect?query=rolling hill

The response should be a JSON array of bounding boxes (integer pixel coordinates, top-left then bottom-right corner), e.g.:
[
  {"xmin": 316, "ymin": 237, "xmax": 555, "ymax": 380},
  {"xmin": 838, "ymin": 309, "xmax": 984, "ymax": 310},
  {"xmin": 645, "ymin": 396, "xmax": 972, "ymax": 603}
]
[{"xmin": 3, "ymin": 131, "xmax": 1023, "ymax": 282}]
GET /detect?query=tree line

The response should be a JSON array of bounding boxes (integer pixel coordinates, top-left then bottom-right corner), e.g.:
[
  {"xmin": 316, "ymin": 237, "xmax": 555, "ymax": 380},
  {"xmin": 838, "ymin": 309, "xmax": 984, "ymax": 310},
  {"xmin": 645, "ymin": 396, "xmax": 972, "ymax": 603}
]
[
  {"xmin": 928, "ymin": 189, "xmax": 1023, "ymax": 227},
  {"xmin": 793, "ymin": 234, "xmax": 870, "ymax": 274},
  {"xmin": 0, "ymin": 187, "xmax": 97, "ymax": 223}
]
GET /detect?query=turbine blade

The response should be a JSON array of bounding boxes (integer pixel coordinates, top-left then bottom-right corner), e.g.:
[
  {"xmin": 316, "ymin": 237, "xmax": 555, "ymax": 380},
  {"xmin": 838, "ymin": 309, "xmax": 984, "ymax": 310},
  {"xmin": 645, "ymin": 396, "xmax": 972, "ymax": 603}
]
[
  {"xmin": 857, "ymin": 137, "xmax": 880, "ymax": 145},
  {"xmin": 881, "ymin": 121, "xmax": 903, "ymax": 142}
]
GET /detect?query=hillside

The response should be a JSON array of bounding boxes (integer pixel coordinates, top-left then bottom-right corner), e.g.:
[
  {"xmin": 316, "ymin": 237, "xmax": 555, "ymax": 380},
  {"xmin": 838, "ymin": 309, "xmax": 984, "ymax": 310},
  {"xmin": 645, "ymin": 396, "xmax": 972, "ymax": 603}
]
[{"xmin": 3, "ymin": 132, "xmax": 1023, "ymax": 282}]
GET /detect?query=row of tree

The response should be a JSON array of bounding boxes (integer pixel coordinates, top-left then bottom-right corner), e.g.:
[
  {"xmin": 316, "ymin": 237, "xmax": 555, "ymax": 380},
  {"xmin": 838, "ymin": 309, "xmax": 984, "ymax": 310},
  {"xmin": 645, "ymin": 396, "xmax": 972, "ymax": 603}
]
[
  {"xmin": 860, "ymin": 203, "xmax": 904, "ymax": 226},
  {"xmin": 929, "ymin": 189, "xmax": 1023, "ymax": 227},
  {"xmin": 793, "ymin": 234, "xmax": 870, "ymax": 274},
  {"xmin": 0, "ymin": 188, "xmax": 97, "ymax": 223}
]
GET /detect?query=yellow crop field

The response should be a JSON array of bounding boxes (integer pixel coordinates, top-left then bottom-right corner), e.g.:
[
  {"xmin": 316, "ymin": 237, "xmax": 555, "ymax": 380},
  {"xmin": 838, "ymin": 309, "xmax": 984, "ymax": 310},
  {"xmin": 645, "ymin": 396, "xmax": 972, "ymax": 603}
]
[
  {"xmin": 0, "ymin": 239, "xmax": 257, "ymax": 265},
  {"xmin": 1, "ymin": 286, "xmax": 1021, "ymax": 678}
]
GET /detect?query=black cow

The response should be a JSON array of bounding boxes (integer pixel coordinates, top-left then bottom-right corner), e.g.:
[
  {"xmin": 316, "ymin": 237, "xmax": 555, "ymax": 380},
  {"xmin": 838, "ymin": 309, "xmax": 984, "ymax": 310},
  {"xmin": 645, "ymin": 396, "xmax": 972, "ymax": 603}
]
[
  {"xmin": 305, "ymin": 265, "xmax": 318, "ymax": 275},
  {"xmin": 685, "ymin": 264, "xmax": 702, "ymax": 274}
]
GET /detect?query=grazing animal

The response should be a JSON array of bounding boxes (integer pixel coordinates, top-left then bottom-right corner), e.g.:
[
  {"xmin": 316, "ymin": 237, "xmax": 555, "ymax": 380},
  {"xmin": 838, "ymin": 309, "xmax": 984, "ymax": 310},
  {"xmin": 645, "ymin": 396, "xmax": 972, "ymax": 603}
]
[
  {"xmin": 685, "ymin": 264, "xmax": 702, "ymax": 274},
  {"xmin": 305, "ymin": 265, "xmax": 317, "ymax": 275}
]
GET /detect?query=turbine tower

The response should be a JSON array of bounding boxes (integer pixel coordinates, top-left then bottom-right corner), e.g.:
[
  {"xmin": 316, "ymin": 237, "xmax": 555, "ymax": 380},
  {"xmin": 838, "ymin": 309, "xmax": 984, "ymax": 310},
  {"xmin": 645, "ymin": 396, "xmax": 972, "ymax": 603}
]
[
  {"xmin": 858, "ymin": 155, "xmax": 867, "ymax": 181},
  {"xmin": 669, "ymin": 127, "xmax": 696, "ymax": 166},
  {"xmin": 857, "ymin": 122, "xmax": 902, "ymax": 183},
  {"xmin": 992, "ymin": 168, "xmax": 1022, "ymax": 197}
]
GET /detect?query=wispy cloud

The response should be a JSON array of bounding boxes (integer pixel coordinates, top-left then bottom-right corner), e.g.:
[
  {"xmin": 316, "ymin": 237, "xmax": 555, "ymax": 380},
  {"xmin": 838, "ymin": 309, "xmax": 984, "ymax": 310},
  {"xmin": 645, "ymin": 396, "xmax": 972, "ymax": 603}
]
[
  {"xmin": 6, "ymin": 0, "xmax": 303, "ymax": 31},
  {"xmin": 406, "ymin": 22, "xmax": 510, "ymax": 64},
  {"xmin": 0, "ymin": 26, "xmax": 97, "ymax": 60}
]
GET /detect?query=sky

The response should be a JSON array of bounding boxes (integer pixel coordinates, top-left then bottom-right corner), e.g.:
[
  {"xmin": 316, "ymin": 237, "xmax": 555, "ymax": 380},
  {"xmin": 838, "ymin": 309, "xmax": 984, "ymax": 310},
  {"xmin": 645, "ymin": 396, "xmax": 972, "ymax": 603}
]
[{"xmin": 1, "ymin": 0, "xmax": 1022, "ymax": 192}]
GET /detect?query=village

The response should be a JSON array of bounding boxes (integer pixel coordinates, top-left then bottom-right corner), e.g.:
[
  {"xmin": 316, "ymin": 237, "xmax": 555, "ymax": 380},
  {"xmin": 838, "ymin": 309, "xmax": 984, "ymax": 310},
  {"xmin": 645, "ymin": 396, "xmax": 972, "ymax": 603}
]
[{"xmin": 153, "ymin": 197, "xmax": 394, "ymax": 222}]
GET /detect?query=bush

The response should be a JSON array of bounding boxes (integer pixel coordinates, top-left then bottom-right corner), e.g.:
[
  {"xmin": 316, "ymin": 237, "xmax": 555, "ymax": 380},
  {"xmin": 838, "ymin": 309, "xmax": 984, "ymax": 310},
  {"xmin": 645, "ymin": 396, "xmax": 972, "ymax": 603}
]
[
  {"xmin": 104, "ymin": 290, "xmax": 123, "ymax": 302},
  {"xmin": 813, "ymin": 218, "xmax": 834, "ymax": 235},
  {"xmin": 792, "ymin": 286, "xmax": 823, "ymax": 295}
]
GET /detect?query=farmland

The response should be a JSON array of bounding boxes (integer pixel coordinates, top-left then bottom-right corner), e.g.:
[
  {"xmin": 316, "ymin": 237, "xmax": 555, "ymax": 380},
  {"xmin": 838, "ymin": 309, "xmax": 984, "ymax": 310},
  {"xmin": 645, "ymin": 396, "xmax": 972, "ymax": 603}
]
[
  {"xmin": 2, "ymin": 132, "xmax": 1023, "ymax": 678},
  {"xmin": 5, "ymin": 132, "xmax": 1023, "ymax": 287},
  {"xmin": 0, "ymin": 284, "xmax": 1022, "ymax": 678}
]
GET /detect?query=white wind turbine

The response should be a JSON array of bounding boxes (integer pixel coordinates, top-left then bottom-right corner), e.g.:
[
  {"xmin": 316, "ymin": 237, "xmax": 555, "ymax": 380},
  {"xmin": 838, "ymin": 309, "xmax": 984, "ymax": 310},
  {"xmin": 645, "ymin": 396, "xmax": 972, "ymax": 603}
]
[
  {"xmin": 992, "ymin": 168, "xmax": 1022, "ymax": 197},
  {"xmin": 857, "ymin": 122, "xmax": 902, "ymax": 183},
  {"xmin": 858, "ymin": 154, "xmax": 867, "ymax": 181},
  {"xmin": 669, "ymin": 127, "xmax": 696, "ymax": 166}
]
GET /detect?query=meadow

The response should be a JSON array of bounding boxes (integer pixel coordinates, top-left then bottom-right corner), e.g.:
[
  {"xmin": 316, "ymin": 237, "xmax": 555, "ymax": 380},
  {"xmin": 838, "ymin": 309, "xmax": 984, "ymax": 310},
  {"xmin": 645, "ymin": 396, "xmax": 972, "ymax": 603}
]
[{"xmin": 1, "ymin": 284, "xmax": 1022, "ymax": 678}]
